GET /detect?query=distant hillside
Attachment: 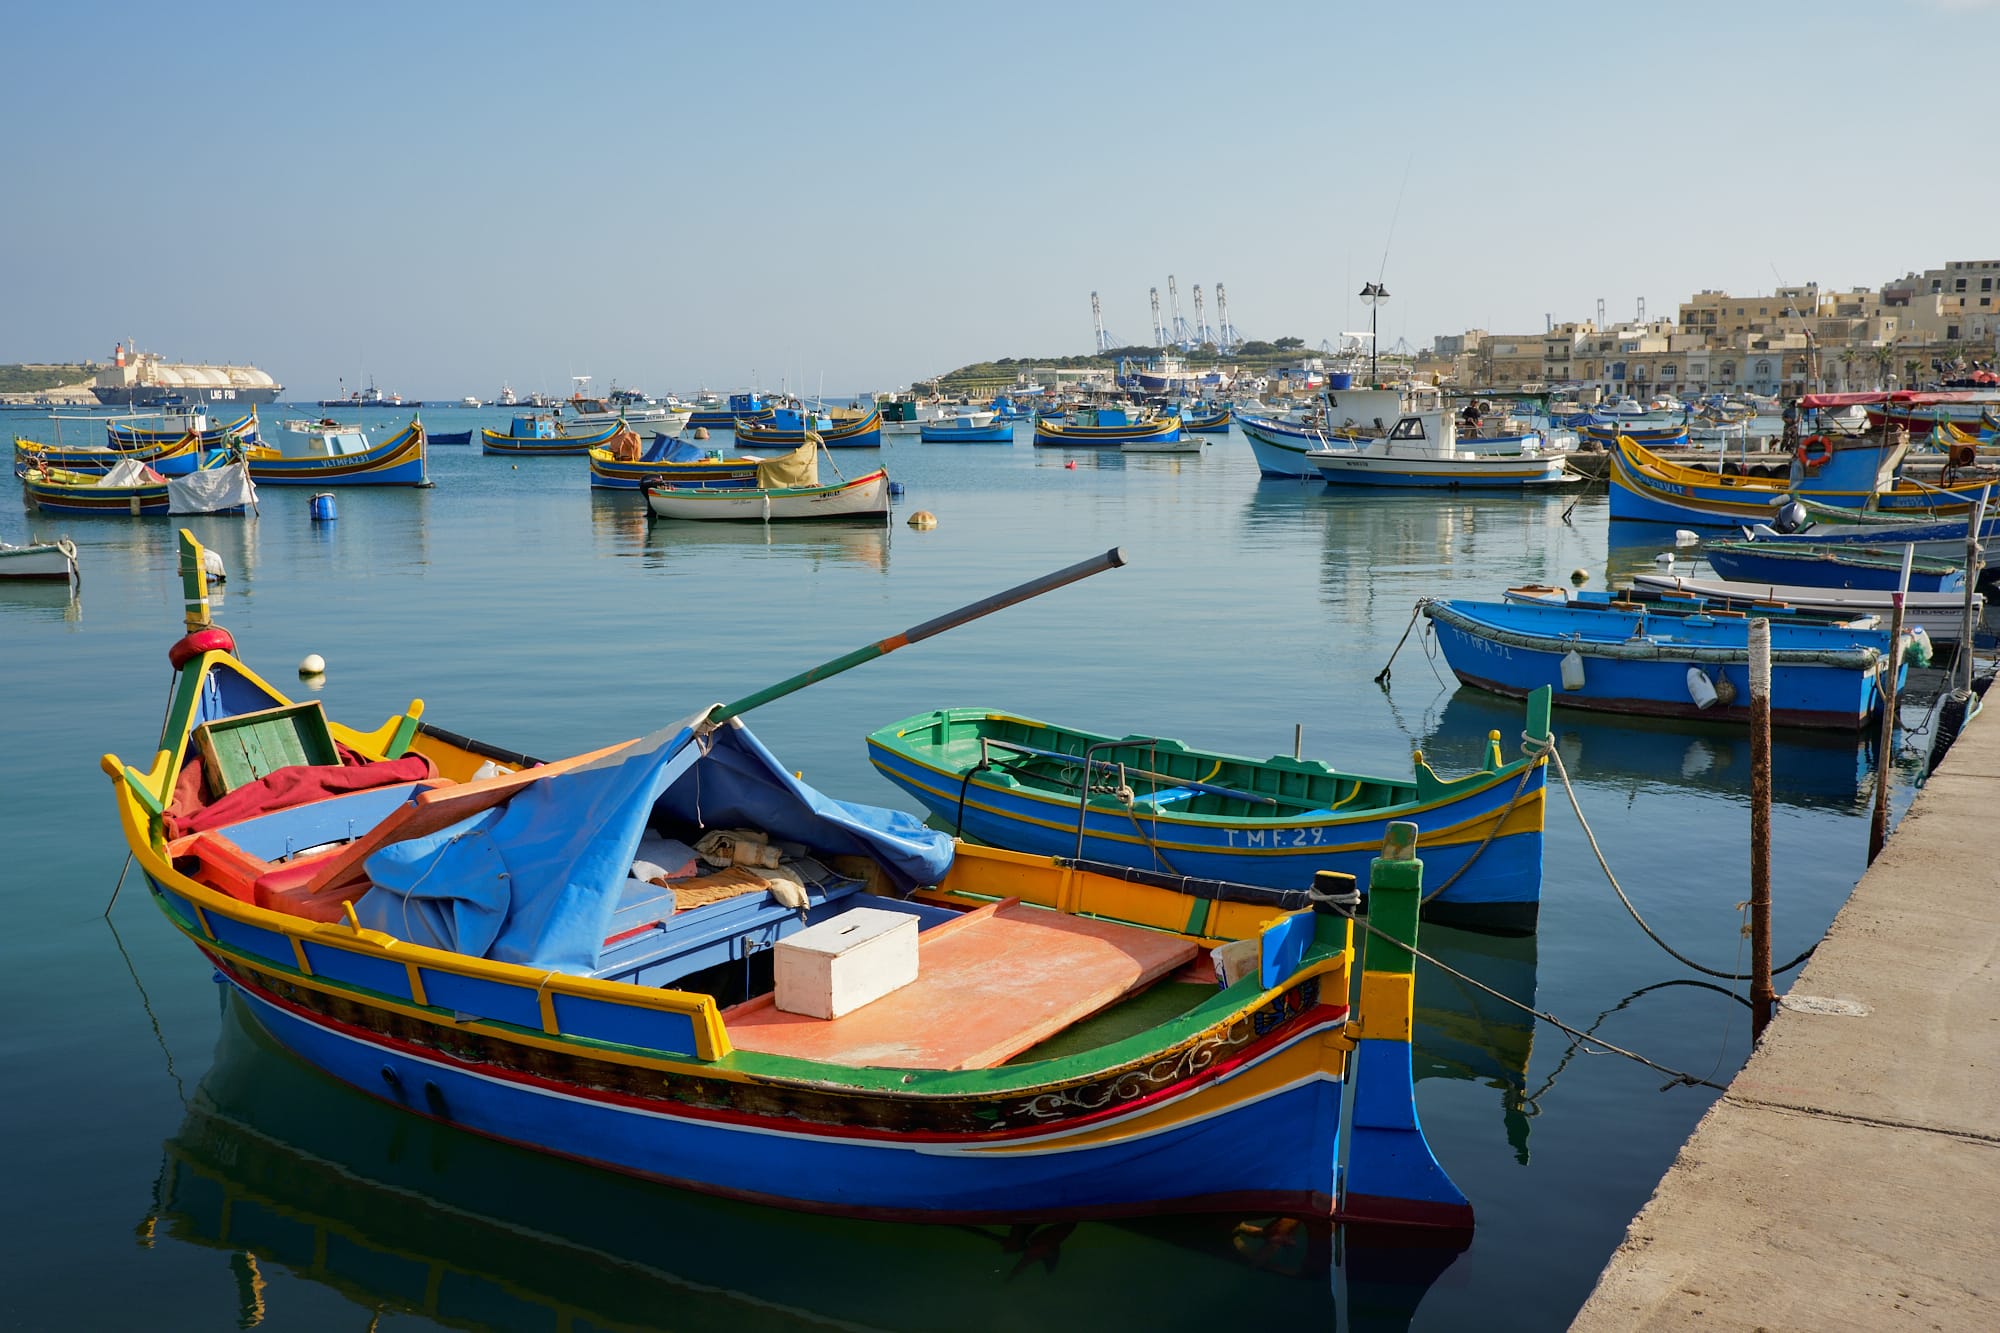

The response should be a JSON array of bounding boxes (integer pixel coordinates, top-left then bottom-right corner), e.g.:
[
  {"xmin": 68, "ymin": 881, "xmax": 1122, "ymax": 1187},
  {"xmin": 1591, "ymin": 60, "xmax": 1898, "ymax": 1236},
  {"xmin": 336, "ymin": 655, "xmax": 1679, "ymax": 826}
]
[
  {"xmin": 928, "ymin": 341, "xmax": 1322, "ymax": 394},
  {"xmin": 0, "ymin": 363, "xmax": 100, "ymax": 394}
]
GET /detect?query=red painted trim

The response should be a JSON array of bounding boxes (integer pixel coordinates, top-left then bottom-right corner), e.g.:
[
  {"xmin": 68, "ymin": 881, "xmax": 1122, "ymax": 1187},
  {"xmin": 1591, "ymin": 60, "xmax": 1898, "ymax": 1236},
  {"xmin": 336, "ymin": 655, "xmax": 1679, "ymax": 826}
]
[
  {"xmin": 1337, "ymin": 1192, "xmax": 1475, "ymax": 1231},
  {"xmin": 215, "ymin": 955, "xmax": 1346, "ymax": 1146}
]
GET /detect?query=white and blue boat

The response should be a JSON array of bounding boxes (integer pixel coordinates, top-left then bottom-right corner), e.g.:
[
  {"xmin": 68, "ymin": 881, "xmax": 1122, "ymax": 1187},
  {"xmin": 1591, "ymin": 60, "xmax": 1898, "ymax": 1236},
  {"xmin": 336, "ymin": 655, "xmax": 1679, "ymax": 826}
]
[
  {"xmin": 1422, "ymin": 597, "xmax": 1915, "ymax": 731},
  {"xmin": 1307, "ymin": 410, "xmax": 1573, "ymax": 489},
  {"xmin": 918, "ymin": 410, "xmax": 1012, "ymax": 443}
]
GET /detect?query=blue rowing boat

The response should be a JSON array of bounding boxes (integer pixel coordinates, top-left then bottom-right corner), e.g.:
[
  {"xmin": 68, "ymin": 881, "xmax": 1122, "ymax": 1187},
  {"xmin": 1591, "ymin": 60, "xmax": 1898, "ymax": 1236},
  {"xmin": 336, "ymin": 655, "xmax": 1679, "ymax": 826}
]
[
  {"xmin": 1423, "ymin": 597, "xmax": 1916, "ymax": 731},
  {"xmin": 1702, "ymin": 540, "xmax": 1966, "ymax": 593}
]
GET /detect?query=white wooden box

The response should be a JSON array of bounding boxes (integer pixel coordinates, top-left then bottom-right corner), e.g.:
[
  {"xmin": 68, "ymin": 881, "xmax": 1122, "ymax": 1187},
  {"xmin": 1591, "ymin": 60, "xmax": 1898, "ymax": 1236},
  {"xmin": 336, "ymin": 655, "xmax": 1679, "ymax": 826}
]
[{"xmin": 774, "ymin": 906, "xmax": 919, "ymax": 1019}]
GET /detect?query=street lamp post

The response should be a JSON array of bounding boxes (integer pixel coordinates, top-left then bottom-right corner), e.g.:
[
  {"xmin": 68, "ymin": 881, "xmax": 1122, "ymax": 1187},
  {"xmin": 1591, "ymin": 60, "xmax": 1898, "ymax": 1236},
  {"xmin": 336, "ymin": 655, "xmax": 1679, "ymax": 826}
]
[{"xmin": 1359, "ymin": 282, "xmax": 1389, "ymax": 385}]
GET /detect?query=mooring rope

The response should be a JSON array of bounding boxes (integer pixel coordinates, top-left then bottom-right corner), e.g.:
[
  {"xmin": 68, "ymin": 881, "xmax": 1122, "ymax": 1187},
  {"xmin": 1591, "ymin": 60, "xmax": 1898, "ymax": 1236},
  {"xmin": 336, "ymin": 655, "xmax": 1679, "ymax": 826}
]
[
  {"xmin": 1344, "ymin": 908, "xmax": 1728, "ymax": 1092},
  {"xmin": 1374, "ymin": 599, "xmax": 1432, "ymax": 685},
  {"xmin": 1541, "ymin": 733, "xmax": 1815, "ymax": 981},
  {"xmin": 1420, "ymin": 747, "xmax": 1542, "ymax": 907}
]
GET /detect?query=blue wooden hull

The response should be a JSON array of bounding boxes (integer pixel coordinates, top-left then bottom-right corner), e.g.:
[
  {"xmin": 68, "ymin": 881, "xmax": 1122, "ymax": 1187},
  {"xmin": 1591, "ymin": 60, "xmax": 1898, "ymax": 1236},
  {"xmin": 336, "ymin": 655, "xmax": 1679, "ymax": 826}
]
[
  {"xmin": 918, "ymin": 421, "xmax": 1014, "ymax": 443},
  {"xmin": 1033, "ymin": 418, "xmax": 1182, "ymax": 447},
  {"xmin": 1425, "ymin": 599, "xmax": 1897, "ymax": 731},
  {"xmin": 1705, "ymin": 546, "xmax": 1965, "ymax": 593},
  {"xmin": 219, "ymin": 949, "xmax": 1347, "ymax": 1221},
  {"xmin": 1185, "ymin": 408, "xmax": 1233, "ymax": 433},
  {"xmin": 735, "ymin": 409, "xmax": 883, "ymax": 449}
]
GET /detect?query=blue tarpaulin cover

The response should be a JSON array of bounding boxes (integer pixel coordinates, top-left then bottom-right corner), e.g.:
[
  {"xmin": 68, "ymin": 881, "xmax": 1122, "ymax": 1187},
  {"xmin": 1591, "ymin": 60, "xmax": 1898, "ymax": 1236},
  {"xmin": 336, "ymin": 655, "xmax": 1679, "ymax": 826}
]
[
  {"xmin": 640, "ymin": 435, "xmax": 712, "ymax": 464},
  {"xmin": 354, "ymin": 715, "xmax": 954, "ymax": 973}
]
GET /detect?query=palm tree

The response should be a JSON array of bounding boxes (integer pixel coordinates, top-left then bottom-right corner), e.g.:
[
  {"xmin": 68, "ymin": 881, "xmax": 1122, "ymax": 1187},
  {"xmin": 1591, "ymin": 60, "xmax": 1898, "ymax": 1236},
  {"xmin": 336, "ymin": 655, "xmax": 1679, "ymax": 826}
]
[{"xmin": 1871, "ymin": 342, "xmax": 1897, "ymax": 389}]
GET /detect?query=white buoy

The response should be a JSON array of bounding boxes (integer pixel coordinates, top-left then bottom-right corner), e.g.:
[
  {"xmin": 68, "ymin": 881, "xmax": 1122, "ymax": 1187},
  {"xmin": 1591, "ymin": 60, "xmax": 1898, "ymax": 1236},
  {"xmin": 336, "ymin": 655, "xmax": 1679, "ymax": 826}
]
[
  {"xmin": 1674, "ymin": 528, "xmax": 1700, "ymax": 547},
  {"xmin": 299, "ymin": 653, "xmax": 326, "ymax": 677},
  {"xmin": 1654, "ymin": 551, "xmax": 1675, "ymax": 567},
  {"xmin": 1560, "ymin": 649, "xmax": 1586, "ymax": 691},
  {"xmin": 1687, "ymin": 667, "xmax": 1719, "ymax": 709},
  {"xmin": 1569, "ymin": 567, "xmax": 1590, "ymax": 586}
]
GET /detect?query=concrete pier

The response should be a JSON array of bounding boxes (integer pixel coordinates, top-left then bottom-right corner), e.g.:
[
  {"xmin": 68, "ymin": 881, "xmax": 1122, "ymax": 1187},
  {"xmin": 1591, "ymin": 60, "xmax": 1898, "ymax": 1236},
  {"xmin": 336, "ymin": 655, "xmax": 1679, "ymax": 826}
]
[{"xmin": 1570, "ymin": 705, "xmax": 2000, "ymax": 1330}]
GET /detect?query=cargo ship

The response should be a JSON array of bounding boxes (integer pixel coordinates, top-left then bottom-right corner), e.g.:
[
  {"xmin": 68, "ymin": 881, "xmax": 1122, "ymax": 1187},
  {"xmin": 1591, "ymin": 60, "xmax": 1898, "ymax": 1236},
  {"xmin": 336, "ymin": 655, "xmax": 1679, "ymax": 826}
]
[{"xmin": 90, "ymin": 342, "xmax": 283, "ymax": 407}]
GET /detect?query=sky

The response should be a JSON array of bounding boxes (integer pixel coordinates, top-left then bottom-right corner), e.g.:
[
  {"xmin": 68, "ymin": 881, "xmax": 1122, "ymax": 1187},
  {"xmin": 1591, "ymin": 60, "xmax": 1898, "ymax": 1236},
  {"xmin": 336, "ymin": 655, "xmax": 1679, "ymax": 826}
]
[{"xmin": 3, "ymin": 0, "xmax": 1997, "ymax": 399}]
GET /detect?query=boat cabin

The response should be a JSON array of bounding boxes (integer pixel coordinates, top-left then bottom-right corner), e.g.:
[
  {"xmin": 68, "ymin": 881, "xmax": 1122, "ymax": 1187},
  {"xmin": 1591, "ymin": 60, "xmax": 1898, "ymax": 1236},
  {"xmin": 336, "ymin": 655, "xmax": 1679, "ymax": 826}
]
[{"xmin": 508, "ymin": 414, "xmax": 558, "ymax": 440}]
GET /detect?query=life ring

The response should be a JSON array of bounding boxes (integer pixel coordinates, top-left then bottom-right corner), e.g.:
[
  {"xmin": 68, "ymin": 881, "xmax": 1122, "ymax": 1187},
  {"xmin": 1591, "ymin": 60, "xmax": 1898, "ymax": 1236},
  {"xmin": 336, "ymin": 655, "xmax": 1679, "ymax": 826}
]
[{"xmin": 1795, "ymin": 435, "xmax": 1834, "ymax": 469}]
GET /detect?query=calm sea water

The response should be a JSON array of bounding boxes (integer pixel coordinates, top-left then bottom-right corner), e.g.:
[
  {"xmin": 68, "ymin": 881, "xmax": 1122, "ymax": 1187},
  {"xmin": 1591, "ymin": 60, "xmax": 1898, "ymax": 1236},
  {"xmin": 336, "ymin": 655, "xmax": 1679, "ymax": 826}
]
[{"xmin": 0, "ymin": 409, "xmax": 1930, "ymax": 1331}]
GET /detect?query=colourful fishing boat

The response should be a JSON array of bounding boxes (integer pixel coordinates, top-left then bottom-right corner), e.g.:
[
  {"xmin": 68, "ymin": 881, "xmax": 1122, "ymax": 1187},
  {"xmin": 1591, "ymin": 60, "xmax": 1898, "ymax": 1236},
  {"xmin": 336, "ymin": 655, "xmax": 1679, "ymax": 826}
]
[
  {"xmin": 1033, "ymin": 406, "xmax": 1181, "ymax": 448},
  {"xmin": 735, "ymin": 406, "xmax": 884, "ymax": 450},
  {"xmin": 685, "ymin": 392, "xmax": 776, "ymax": 431},
  {"xmin": 480, "ymin": 415, "xmax": 624, "ymax": 456},
  {"xmin": 244, "ymin": 420, "xmax": 429, "ymax": 486},
  {"xmin": 20, "ymin": 457, "xmax": 256, "ymax": 517},
  {"xmin": 1183, "ymin": 404, "xmax": 1233, "ymax": 433},
  {"xmin": 1422, "ymin": 596, "xmax": 1917, "ymax": 730},
  {"xmin": 102, "ymin": 534, "xmax": 1474, "ymax": 1230},
  {"xmin": 106, "ymin": 409, "xmax": 261, "ymax": 450},
  {"xmin": 867, "ymin": 692, "xmax": 1551, "ymax": 935},
  {"xmin": 14, "ymin": 430, "xmax": 208, "ymax": 477},
  {"xmin": 587, "ymin": 435, "xmax": 763, "ymax": 490},
  {"xmin": 1606, "ymin": 433, "xmax": 1995, "ymax": 525}
]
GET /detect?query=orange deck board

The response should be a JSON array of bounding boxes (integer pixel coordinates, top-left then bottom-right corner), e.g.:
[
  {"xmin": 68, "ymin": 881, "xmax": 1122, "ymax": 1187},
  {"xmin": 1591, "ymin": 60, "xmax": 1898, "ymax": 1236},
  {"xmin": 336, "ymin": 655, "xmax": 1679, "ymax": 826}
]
[{"xmin": 723, "ymin": 901, "xmax": 1200, "ymax": 1071}]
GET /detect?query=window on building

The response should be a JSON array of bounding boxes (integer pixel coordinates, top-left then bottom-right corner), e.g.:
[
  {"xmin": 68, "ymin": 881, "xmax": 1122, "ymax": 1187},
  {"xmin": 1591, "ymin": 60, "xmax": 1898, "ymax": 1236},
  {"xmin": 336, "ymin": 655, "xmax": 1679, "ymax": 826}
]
[
  {"xmin": 1947, "ymin": 325, "xmax": 1960, "ymax": 340},
  {"xmin": 1956, "ymin": 279, "xmax": 1968, "ymax": 292},
  {"xmin": 1984, "ymin": 278, "xmax": 1993, "ymax": 292}
]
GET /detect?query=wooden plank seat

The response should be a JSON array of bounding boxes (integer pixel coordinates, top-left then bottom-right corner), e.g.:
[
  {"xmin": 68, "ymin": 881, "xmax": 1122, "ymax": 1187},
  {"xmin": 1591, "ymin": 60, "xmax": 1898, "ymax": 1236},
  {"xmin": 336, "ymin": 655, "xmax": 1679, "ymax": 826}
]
[
  {"xmin": 591, "ymin": 857, "xmax": 872, "ymax": 987},
  {"xmin": 722, "ymin": 899, "xmax": 1200, "ymax": 1071}
]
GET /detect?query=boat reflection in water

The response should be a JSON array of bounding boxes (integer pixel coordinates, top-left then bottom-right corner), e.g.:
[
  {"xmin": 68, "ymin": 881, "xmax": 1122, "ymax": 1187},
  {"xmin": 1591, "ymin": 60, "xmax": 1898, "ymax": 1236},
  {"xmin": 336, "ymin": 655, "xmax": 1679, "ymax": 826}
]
[
  {"xmin": 143, "ymin": 996, "xmax": 1471, "ymax": 1331},
  {"xmin": 638, "ymin": 513, "xmax": 892, "ymax": 574},
  {"xmin": 1424, "ymin": 687, "xmax": 1871, "ymax": 812},
  {"xmin": 1411, "ymin": 926, "xmax": 1539, "ymax": 1166}
]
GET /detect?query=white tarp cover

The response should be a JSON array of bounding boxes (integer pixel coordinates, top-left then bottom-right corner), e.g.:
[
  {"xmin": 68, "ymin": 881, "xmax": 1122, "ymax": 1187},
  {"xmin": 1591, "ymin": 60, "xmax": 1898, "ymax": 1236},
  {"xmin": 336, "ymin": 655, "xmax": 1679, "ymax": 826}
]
[
  {"xmin": 100, "ymin": 458, "xmax": 165, "ymax": 487},
  {"xmin": 169, "ymin": 463, "xmax": 257, "ymax": 514}
]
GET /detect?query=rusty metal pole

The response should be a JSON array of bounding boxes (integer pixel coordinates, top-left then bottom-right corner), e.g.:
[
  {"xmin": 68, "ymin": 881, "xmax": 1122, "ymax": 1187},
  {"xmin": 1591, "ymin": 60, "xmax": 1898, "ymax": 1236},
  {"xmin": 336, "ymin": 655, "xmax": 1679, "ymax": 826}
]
[
  {"xmin": 1749, "ymin": 617, "xmax": 1774, "ymax": 1039},
  {"xmin": 1869, "ymin": 544, "xmax": 1915, "ymax": 864}
]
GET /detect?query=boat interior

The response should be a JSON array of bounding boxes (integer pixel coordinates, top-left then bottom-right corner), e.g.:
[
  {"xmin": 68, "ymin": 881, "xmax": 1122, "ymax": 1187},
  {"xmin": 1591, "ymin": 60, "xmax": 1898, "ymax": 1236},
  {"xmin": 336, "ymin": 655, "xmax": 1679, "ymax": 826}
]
[{"xmin": 153, "ymin": 678, "xmax": 1277, "ymax": 1073}]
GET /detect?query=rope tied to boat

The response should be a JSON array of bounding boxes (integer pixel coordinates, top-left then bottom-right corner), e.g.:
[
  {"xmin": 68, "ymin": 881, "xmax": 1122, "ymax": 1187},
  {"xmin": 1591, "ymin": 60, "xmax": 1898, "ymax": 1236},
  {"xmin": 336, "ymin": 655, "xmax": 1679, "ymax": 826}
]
[{"xmin": 1374, "ymin": 598, "xmax": 1434, "ymax": 685}]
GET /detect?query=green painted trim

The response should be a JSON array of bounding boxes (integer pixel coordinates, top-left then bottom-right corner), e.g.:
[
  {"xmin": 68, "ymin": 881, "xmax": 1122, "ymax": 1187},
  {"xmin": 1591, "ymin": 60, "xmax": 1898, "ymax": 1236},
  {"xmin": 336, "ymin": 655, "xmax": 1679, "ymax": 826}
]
[
  {"xmin": 121, "ymin": 764, "xmax": 165, "ymax": 816},
  {"xmin": 384, "ymin": 710, "xmax": 422, "ymax": 759}
]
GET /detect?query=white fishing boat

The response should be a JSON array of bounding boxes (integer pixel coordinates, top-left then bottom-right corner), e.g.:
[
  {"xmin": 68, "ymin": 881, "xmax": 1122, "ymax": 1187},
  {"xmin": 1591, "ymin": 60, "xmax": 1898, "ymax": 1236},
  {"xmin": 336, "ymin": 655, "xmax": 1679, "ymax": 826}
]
[
  {"xmin": 557, "ymin": 377, "xmax": 692, "ymax": 439},
  {"xmin": 1120, "ymin": 430, "xmax": 1204, "ymax": 454},
  {"xmin": 1305, "ymin": 408, "xmax": 1576, "ymax": 489},
  {"xmin": 0, "ymin": 536, "xmax": 78, "ymax": 582}
]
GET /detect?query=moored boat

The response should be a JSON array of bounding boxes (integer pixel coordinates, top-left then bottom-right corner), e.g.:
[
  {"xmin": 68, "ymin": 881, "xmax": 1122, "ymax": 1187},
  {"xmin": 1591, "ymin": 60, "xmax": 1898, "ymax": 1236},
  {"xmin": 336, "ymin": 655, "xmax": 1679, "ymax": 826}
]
[
  {"xmin": 685, "ymin": 392, "xmax": 776, "ymax": 430},
  {"xmin": 1033, "ymin": 406, "xmax": 1181, "ymax": 448},
  {"xmin": 1625, "ymin": 572, "xmax": 1982, "ymax": 646},
  {"xmin": 558, "ymin": 381, "xmax": 691, "ymax": 440},
  {"xmin": 106, "ymin": 409, "xmax": 260, "ymax": 451},
  {"xmin": 246, "ymin": 419, "xmax": 428, "ymax": 486},
  {"xmin": 1307, "ymin": 411, "xmax": 1574, "ymax": 489},
  {"xmin": 1422, "ymin": 596, "xmax": 1916, "ymax": 730},
  {"xmin": 481, "ymin": 414, "xmax": 624, "ymax": 456},
  {"xmin": 0, "ymin": 536, "xmax": 78, "ymax": 581},
  {"xmin": 15, "ymin": 429, "xmax": 209, "ymax": 477},
  {"xmin": 101, "ymin": 532, "xmax": 1474, "ymax": 1230},
  {"xmin": 918, "ymin": 410, "xmax": 1013, "ymax": 444},
  {"xmin": 588, "ymin": 432, "xmax": 762, "ymax": 490},
  {"xmin": 867, "ymin": 689, "xmax": 1553, "ymax": 935},
  {"xmin": 735, "ymin": 406, "xmax": 883, "ymax": 450},
  {"xmin": 1701, "ymin": 539, "xmax": 1966, "ymax": 593},
  {"xmin": 1183, "ymin": 403, "xmax": 1233, "ymax": 433},
  {"xmin": 20, "ymin": 457, "xmax": 256, "ymax": 517},
  {"xmin": 644, "ymin": 467, "xmax": 890, "ymax": 522},
  {"xmin": 1606, "ymin": 432, "xmax": 1999, "ymax": 526}
]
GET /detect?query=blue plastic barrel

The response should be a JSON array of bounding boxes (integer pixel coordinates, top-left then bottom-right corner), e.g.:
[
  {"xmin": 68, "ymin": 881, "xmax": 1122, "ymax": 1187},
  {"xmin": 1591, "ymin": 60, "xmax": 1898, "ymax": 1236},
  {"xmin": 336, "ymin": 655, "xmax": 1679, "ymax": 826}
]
[
  {"xmin": 887, "ymin": 481, "xmax": 906, "ymax": 496},
  {"xmin": 1327, "ymin": 372, "xmax": 1354, "ymax": 390},
  {"xmin": 309, "ymin": 493, "xmax": 337, "ymax": 521}
]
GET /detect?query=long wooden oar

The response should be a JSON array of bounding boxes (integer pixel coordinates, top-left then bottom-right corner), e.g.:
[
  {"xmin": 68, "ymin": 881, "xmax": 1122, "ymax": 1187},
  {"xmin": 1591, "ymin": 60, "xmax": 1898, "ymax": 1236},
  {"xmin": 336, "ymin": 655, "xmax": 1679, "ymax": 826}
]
[{"xmin": 705, "ymin": 548, "xmax": 1127, "ymax": 726}]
